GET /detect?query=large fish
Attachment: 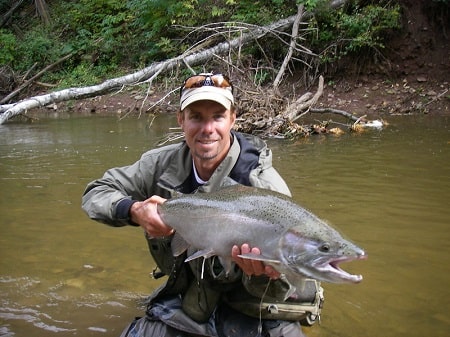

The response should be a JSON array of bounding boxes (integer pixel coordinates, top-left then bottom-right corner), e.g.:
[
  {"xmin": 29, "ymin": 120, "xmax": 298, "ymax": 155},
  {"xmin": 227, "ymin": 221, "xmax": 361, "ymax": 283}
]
[{"xmin": 158, "ymin": 184, "xmax": 366, "ymax": 290}]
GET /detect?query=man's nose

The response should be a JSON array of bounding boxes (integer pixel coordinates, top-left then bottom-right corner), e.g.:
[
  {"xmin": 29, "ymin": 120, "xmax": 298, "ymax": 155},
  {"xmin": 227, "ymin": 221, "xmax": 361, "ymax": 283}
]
[{"xmin": 201, "ymin": 119, "xmax": 214, "ymax": 133}]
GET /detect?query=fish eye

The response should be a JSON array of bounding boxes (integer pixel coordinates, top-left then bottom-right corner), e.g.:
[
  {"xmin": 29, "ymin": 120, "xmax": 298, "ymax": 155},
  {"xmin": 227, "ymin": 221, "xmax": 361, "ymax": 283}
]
[{"xmin": 320, "ymin": 243, "xmax": 330, "ymax": 252}]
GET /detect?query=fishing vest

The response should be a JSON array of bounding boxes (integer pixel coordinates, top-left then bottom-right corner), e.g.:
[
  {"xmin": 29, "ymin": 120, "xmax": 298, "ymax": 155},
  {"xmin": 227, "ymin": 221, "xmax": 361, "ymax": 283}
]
[{"xmin": 147, "ymin": 235, "xmax": 323, "ymax": 325}]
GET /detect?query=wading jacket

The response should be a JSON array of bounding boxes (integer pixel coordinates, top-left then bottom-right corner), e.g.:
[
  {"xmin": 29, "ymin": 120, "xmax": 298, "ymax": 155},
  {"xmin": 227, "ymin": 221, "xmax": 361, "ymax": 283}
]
[{"xmin": 82, "ymin": 131, "xmax": 294, "ymax": 322}]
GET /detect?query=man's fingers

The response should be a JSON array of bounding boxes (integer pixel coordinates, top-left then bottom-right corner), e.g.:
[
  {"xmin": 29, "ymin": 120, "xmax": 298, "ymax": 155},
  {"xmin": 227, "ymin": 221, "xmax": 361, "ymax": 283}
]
[
  {"xmin": 241, "ymin": 243, "xmax": 250, "ymax": 255},
  {"xmin": 249, "ymin": 247, "xmax": 265, "ymax": 275},
  {"xmin": 148, "ymin": 195, "xmax": 167, "ymax": 204},
  {"xmin": 265, "ymin": 265, "xmax": 281, "ymax": 280},
  {"xmin": 231, "ymin": 245, "xmax": 240, "ymax": 258},
  {"xmin": 231, "ymin": 244, "xmax": 269, "ymax": 277}
]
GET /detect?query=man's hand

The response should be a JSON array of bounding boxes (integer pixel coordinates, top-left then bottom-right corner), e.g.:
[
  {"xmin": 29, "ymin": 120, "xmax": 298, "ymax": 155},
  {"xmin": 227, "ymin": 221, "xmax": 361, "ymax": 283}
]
[
  {"xmin": 129, "ymin": 195, "xmax": 174, "ymax": 237},
  {"xmin": 231, "ymin": 243, "xmax": 280, "ymax": 279}
]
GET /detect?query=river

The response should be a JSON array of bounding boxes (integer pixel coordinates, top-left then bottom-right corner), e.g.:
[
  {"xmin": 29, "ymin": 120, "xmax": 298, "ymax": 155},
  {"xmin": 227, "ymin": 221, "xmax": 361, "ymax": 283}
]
[{"xmin": 0, "ymin": 112, "xmax": 448, "ymax": 337}]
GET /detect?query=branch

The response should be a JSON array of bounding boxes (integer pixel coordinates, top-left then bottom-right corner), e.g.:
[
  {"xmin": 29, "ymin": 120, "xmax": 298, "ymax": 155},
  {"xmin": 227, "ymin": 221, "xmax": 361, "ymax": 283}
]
[
  {"xmin": 1, "ymin": 53, "xmax": 75, "ymax": 104},
  {"xmin": 281, "ymin": 75, "xmax": 324, "ymax": 121},
  {"xmin": 273, "ymin": 4, "xmax": 305, "ymax": 90},
  {"xmin": 309, "ymin": 107, "xmax": 359, "ymax": 122},
  {"xmin": 423, "ymin": 88, "xmax": 448, "ymax": 107},
  {"xmin": 0, "ymin": 0, "xmax": 26, "ymax": 28}
]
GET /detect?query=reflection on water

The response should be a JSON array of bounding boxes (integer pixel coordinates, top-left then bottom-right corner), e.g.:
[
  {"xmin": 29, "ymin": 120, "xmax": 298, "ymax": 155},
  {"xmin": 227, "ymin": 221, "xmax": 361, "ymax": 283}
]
[
  {"xmin": 0, "ymin": 114, "xmax": 449, "ymax": 337},
  {"xmin": 0, "ymin": 274, "xmax": 144, "ymax": 335}
]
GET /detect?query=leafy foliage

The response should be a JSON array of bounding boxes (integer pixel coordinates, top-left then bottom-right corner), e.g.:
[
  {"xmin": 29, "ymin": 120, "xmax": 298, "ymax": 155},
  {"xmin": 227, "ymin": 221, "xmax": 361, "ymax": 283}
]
[
  {"xmin": 0, "ymin": 29, "xmax": 17, "ymax": 65},
  {"xmin": 1, "ymin": 0, "xmax": 401, "ymax": 89},
  {"xmin": 311, "ymin": 0, "xmax": 401, "ymax": 62}
]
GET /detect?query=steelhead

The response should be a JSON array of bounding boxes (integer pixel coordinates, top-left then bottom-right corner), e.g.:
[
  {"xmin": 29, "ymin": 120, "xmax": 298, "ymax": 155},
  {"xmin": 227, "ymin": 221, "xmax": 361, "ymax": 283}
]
[{"xmin": 158, "ymin": 184, "xmax": 366, "ymax": 289}]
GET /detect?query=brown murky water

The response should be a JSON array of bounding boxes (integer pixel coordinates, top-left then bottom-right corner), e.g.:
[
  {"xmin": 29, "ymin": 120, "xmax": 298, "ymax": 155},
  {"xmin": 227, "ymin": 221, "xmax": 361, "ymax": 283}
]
[{"xmin": 0, "ymin": 113, "xmax": 449, "ymax": 337}]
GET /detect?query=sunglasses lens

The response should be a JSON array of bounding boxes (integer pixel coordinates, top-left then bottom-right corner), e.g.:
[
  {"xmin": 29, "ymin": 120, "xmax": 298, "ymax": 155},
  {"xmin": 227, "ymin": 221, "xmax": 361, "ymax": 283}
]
[
  {"xmin": 181, "ymin": 74, "xmax": 232, "ymax": 94},
  {"xmin": 184, "ymin": 75, "xmax": 209, "ymax": 89}
]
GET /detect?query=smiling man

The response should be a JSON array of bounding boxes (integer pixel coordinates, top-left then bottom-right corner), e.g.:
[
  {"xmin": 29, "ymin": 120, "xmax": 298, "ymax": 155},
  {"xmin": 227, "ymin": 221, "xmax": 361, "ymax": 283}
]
[
  {"xmin": 178, "ymin": 101, "xmax": 235, "ymax": 178},
  {"xmin": 82, "ymin": 73, "xmax": 316, "ymax": 337}
]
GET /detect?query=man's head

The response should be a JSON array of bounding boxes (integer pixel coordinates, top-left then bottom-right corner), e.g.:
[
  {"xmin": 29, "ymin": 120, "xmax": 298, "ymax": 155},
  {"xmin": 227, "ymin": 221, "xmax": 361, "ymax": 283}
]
[{"xmin": 177, "ymin": 73, "xmax": 236, "ymax": 179}]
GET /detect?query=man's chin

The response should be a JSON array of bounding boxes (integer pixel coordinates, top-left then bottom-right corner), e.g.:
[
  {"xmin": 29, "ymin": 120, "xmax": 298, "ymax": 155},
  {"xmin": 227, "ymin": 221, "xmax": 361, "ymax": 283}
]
[{"xmin": 196, "ymin": 153, "xmax": 218, "ymax": 161}]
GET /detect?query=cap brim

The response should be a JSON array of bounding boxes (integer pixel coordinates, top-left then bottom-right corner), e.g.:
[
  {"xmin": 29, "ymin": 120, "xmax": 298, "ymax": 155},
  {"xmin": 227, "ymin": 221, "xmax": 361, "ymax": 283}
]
[{"xmin": 180, "ymin": 86, "xmax": 234, "ymax": 110}]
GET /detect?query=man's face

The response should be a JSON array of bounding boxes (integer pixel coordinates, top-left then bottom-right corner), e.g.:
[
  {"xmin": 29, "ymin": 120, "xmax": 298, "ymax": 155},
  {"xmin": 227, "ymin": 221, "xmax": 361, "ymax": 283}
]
[{"xmin": 178, "ymin": 100, "xmax": 236, "ymax": 166}]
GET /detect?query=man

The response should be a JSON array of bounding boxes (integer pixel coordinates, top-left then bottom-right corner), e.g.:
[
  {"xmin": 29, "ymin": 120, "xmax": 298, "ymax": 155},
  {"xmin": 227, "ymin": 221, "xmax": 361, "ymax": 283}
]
[{"xmin": 82, "ymin": 73, "xmax": 309, "ymax": 337}]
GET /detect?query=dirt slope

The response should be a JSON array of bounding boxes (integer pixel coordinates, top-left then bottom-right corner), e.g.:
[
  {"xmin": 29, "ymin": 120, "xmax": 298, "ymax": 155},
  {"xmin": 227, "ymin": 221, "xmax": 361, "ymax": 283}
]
[{"xmin": 318, "ymin": 0, "xmax": 449, "ymax": 116}]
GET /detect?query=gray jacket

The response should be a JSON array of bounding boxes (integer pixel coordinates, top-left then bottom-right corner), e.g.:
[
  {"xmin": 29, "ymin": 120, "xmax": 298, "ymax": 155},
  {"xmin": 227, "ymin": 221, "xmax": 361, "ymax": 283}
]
[
  {"xmin": 82, "ymin": 132, "xmax": 290, "ymax": 225},
  {"xmin": 82, "ymin": 131, "xmax": 293, "ymax": 322}
]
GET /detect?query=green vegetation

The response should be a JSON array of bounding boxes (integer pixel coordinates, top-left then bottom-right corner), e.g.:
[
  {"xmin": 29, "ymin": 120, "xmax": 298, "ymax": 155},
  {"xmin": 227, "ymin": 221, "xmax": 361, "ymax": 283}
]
[
  {"xmin": 0, "ymin": 0, "xmax": 400, "ymax": 90},
  {"xmin": 312, "ymin": 1, "xmax": 401, "ymax": 63}
]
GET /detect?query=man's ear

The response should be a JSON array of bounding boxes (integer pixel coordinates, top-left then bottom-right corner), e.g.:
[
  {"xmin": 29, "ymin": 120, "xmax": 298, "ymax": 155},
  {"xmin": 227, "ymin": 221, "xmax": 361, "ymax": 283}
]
[
  {"xmin": 177, "ymin": 110, "xmax": 184, "ymax": 127},
  {"xmin": 230, "ymin": 108, "xmax": 237, "ymax": 126}
]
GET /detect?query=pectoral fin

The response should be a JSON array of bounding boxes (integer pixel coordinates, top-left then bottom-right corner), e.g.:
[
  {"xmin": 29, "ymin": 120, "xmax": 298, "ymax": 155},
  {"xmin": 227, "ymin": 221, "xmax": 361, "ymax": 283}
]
[
  {"xmin": 171, "ymin": 232, "xmax": 190, "ymax": 257},
  {"xmin": 185, "ymin": 248, "xmax": 216, "ymax": 262},
  {"xmin": 237, "ymin": 253, "xmax": 281, "ymax": 264},
  {"xmin": 279, "ymin": 274, "xmax": 298, "ymax": 300}
]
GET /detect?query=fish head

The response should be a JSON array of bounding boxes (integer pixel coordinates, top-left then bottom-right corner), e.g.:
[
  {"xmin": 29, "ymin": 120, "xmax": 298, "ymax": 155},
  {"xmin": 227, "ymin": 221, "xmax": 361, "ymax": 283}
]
[{"xmin": 280, "ymin": 224, "xmax": 366, "ymax": 284}]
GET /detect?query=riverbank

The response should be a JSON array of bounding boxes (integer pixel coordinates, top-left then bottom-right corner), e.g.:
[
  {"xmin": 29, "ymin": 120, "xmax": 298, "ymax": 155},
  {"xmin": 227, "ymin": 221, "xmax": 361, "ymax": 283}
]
[
  {"xmin": 63, "ymin": 73, "xmax": 448, "ymax": 118},
  {"xmin": 15, "ymin": 0, "xmax": 450, "ymax": 126}
]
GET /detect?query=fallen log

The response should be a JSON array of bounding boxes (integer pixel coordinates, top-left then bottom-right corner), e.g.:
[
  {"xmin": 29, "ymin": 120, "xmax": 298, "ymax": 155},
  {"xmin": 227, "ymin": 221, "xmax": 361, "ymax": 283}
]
[
  {"xmin": 0, "ymin": 15, "xmax": 300, "ymax": 124},
  {"xmin": 0, "ymin": 0, "xmax": 348, "ymax": 125}
]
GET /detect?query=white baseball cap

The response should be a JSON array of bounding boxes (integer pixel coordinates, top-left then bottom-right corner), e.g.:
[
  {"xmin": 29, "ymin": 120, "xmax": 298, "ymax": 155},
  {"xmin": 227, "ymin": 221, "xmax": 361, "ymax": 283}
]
[{"xmin": 179, "ymin": 73, "xmax": 234, "ymax": 110}]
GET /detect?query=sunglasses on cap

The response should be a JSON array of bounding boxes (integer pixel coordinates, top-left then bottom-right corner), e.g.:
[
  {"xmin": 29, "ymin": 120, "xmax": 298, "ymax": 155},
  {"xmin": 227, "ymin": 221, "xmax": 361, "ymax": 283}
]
[{"xmin": 180, "ymin": 73, "xmax": 233, "ymax": 96}]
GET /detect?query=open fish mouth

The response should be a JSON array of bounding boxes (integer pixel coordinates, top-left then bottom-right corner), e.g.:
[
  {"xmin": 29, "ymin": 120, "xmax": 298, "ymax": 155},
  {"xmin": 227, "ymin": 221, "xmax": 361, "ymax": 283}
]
[{"xmin": 319, "ymin": 253, "xmax": 367, "ymax": 283}]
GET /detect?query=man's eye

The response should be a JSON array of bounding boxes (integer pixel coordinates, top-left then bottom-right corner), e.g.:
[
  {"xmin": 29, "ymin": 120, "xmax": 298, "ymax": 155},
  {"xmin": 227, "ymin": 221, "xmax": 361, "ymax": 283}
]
[{"xmin": 189, "ymin": 114, "xmax": 201, "ymax": 120}]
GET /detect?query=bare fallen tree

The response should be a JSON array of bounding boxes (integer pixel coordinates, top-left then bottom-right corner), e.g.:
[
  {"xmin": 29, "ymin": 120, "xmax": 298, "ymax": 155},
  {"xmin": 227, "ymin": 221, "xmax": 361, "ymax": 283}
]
[
  {"xmin": 1, "ymin": 0, "xmax": 383, "ymax": 134},
  {"xmin": 0, "ymin": 13, "xmax": 302, "ymax": 124}
]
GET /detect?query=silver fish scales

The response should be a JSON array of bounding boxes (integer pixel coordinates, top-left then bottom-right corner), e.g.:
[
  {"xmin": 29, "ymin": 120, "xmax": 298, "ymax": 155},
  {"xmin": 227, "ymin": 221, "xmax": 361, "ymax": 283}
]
[{"xmin": 158, "ymin": 184, "xmax": 366, "ymax": 291}]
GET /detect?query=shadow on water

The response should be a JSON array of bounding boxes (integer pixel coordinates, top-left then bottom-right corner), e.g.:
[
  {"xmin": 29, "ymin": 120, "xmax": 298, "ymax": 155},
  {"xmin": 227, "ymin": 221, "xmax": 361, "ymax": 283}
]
[{"xmin": 0, "ymin": 113, "xmax": 449, "ymax": 337}]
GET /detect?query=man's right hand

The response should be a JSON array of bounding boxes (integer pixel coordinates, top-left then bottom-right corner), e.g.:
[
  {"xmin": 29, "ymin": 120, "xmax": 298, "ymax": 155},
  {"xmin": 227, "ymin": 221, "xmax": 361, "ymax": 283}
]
[
  {"xmin": 231, "ymin": 243, "xmax": 281, "ymax": 280},
  {"xmin": 129, "ymin": 195, "xmax": 174, "ymax": 237}
]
